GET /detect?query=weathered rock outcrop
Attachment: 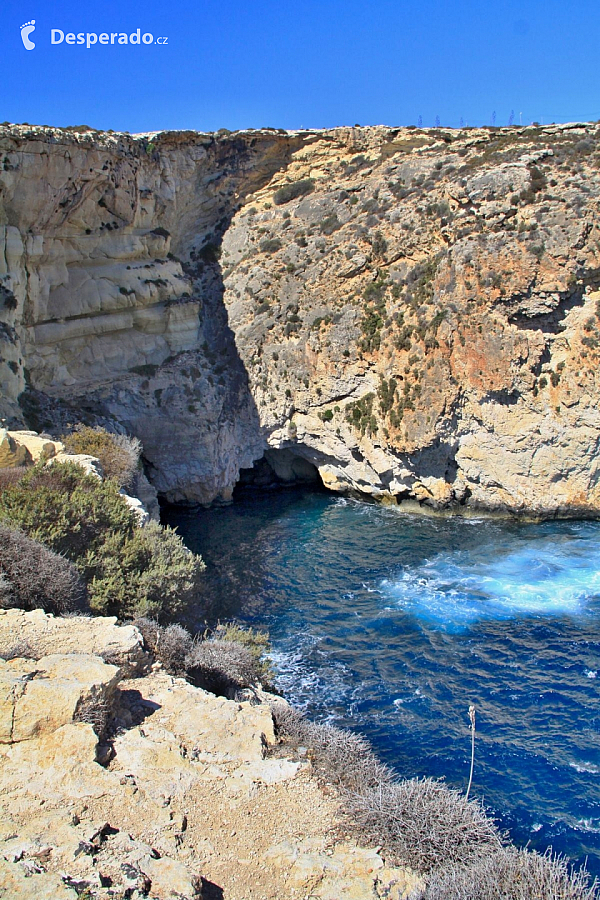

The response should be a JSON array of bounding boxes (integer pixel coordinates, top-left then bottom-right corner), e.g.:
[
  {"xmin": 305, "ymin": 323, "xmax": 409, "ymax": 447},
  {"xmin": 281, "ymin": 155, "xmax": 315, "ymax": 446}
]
[
  {"xmin": 0, "ymin": 612, "xmax": 422, "ymax": 899},
  {"xmin": 2, "ymin": 122, "xmax": 600, "ymax": 514},
  {"xmin": 0, "ymin": 608, "xmax": 149, "ymax": 675}
]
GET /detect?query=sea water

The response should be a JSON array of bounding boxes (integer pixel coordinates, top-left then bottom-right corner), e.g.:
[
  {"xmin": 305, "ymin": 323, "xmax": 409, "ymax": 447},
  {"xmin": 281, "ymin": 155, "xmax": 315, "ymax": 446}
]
[{"xmin": 164, "ymin": 489, "xmax": 600, "ymax": 874}]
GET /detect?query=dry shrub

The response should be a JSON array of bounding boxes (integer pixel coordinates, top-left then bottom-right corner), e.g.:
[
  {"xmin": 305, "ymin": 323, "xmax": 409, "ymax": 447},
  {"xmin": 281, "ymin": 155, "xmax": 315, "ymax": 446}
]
[
  {"xmin": 0, "ymin": 638, "xmax": 36, "ymax": 660},
  {"xmin": 0, "ymin": 467, "xmax": 27, "ymax": 491},
  {"xmin": 185, "ymin": 639, "xmax": 262, "ymax": 696},
  {"xmin": 61, "ymin": 425, "xmax": 141, "ymax": 488},
  {"xmin": 134, "ymin": 617, "xmax": 193, "ymax": 674},
  {"xmin": 423, "ymin": 846, "xmax": 598, "ymax": 899},
  {"xmin": 346, "ymin": 777, "xmax": 503, "ymax": 873},
  {"xmin": 272, "ymin": 702, "xmax": 394, "ymax": 792},
  {"xmin": 74, "ymin": 695, "xmax": 110, "ymax": 739},
  {"xmin": 0, "ymin": 524, "xmax": 88, "ymax": 615},
  {"xmin": 213, "ymin": 622, "xmax": 273, "ymax": 688}
]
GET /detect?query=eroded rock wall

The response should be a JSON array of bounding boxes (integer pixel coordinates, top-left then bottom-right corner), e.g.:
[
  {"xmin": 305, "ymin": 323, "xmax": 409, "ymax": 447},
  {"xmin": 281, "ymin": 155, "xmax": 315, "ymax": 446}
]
[
  {"xmin": 2, "ymin": 122, "xmax": 600, "ymax": 514},
  {"xmin": 0, "ymin": 125, "xmax": 305, "ymax": 502}
]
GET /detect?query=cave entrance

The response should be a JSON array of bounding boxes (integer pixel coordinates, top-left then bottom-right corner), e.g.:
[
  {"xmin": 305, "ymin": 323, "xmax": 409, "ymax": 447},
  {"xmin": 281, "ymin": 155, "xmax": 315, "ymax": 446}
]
[{"xmin": 235, "ymin": 447, "xmax": 323, "ymax": 494}]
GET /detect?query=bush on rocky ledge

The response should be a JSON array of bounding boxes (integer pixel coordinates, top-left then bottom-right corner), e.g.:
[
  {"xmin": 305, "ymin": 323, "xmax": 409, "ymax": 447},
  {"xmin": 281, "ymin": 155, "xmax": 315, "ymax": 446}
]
[
  {"xmin": 134, "ymin": 617, "xmax": 194, "ymax": 674},
  {"xmin": 134, "ymin": 617, "xmax": 272, "ymax": 696},
  {"xmin": 185, "ymin": 638, "xmax": 263, "ymax": 695},
  {"xmin": 0, "ymin": 461, "xmax": 204, "ymax": 620},
  {"xmin": 84, "ymin": 520, "xmax": 203, "ymax": 619},
  {"xmin": 423, "ymin": 846, "xmax": 598, "ymax": 900},
  {"xmin": 61, "ymin": 424, "xmax": 141, "ymax": 488},
  {"xmin": 346, "ymin": 776, "xmax": 503, "ymax": 873},
  {"xmin": 0, "ymin": 523, "xmax": 88, "ymax": 616},
  {"xmin": 272, "ymin": 704, "xmax": 598, "ymax": 896},
  {"xmin": 274, "ymin": 706, "xmax": 494, "ymax": 868}
]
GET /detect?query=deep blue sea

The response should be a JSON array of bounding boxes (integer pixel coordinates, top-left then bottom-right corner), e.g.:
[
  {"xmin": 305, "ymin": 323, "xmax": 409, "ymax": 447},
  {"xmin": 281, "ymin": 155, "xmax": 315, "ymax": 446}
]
[{"xmin": 164, "ymin": 488, "xmax": 600, "ymax": 875}]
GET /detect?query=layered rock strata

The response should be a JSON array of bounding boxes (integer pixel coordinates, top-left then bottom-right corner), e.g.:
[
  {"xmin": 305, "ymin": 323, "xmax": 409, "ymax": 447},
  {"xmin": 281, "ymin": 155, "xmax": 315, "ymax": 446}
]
[{"xmin": 2, "ymin": 122, "xmax": 600, "ymax": 514}]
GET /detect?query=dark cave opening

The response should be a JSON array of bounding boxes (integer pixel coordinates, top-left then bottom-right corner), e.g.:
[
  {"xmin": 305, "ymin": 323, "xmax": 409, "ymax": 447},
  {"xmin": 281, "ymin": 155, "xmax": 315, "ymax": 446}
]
[{"xmin": 234, "ymin": 447, "xmax": 324, "ymax": 495}]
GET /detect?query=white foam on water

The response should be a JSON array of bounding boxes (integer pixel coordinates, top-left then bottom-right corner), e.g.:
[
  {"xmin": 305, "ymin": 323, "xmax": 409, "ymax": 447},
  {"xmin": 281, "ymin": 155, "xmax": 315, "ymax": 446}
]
[
  {"xmin": 576, "ymin": 818, "xmax": 600, "ymax": 834},
  {"xmin": 383, "ymin": 536, "xmax": 600, "ymax": 626},
  {"xmin": 570, "ymin": 761, "xmax": 600, "ymax": 775},
  {"xmin": 269, "ymin": 632, "xmax": 356, "ymax": 712}
]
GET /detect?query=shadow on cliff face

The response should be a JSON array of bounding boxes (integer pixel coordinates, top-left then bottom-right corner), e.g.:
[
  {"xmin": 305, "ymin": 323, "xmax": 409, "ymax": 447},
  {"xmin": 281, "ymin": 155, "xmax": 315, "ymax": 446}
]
[
  {"xmin": 16, "ymin": 131, "xmax": 313, "ymax": 505},
  {"xmin": 200, "ymin": 879, "xmax": 224, "ymax": 900}
]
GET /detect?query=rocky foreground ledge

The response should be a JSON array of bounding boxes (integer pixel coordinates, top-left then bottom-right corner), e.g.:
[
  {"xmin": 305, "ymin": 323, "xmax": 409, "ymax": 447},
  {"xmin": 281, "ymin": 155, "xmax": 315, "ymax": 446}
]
[{"xmin": 0, "ymin": 610, "xmax": 422, "ymax": 900}]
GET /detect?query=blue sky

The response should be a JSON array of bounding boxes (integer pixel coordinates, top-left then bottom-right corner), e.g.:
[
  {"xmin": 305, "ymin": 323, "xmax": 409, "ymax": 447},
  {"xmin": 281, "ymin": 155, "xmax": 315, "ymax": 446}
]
[{"xmin": 3, "ymin": 0, "xmax": 599, "ymax": 133}]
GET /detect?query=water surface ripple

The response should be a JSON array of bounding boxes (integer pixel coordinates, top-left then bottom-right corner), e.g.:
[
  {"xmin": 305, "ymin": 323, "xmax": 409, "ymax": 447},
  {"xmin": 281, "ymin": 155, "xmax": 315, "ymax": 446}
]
[{"xmin": 165, "ymin": 490, "xmax": 600, "ymax": 874}]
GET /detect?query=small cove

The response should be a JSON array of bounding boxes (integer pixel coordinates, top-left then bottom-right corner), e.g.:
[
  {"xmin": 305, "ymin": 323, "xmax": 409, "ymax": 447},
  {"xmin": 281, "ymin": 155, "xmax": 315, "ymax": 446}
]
[{"xmin": 164, "ymin": 488, "xmax": 600, "ymax": 875}]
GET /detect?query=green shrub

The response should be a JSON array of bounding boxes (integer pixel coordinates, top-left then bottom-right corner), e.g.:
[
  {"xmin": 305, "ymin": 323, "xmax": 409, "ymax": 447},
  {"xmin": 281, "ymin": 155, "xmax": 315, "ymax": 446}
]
[
  {"xmin": 61, "ymin": 425, "xmax": 141, "ymax": 488},
  {"xmin": 84, "ymin": 521, "xmax": 204, "ymax": 619},
  {"xmin": 346, "ymin": 394, "xmax": 377, "ymax": 436},
  {"xmin": 260, "ymin": 238, "xmax": 282, "ymax": 254},
  {"xmin": 378, "ymin": 377, "xmax": 397, "ymax": 414},
  {"xmin": 0, "ymin": 523, "xmax": 88, "ymax": 615},
  {"xmin": 320, "ymin": 214, "xmax": 341, "ymax": 235},
  {"xmin": 273, "ymin": 179, "xmax": 315, "ymax": 205},
  {"xmin": 0, "ymin": 462, "xmax": 204, "ymax": 621},
  {"xmin": 371, "ymin": 230, "xmax": 388, "ymax": 258},
  {"xmin": 0, "ymin": 462, "xmax": 135, "ymax": 559}
]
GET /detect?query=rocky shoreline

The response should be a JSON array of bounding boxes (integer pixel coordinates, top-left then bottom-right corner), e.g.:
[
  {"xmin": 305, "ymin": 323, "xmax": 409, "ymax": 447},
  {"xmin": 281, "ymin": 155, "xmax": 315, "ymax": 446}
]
[{"xmin": 0, "ymin": 608, "xmax": 422, "ymax": 900}]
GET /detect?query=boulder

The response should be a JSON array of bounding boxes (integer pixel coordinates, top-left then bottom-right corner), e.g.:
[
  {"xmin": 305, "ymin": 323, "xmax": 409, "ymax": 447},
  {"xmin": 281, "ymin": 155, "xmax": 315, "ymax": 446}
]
[
  {"xmin": 0, "ymin": 654, "xmax": 119, "ymax": 743},
  {"xmin": 7, "ymin": 430, "xmax": 63, "ymax": 463},
  {"xmin": 0, "ymin": 429, "xmax": 31, "ymax": 468},
  {"xmin": 0, "ymin": 609, "xmax": 149, "ymax": 676},
  {"xmin": 50, "ymin": 451, "xmax": 104, "ymax": 479},
  {"xmin": 138, "ymin": 855, "xmax": 202, "ymax": 899},
  {"xmin": 264, "ymin": 840, "xmax": 424, "ymax": 899},
  {"xmin": 0, "ymin": 723, "xmax": 115, "ymax": 802}
]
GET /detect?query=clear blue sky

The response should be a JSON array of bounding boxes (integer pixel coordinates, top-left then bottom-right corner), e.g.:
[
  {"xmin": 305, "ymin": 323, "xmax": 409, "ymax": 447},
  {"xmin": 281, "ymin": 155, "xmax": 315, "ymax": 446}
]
[{"xmin": 3, "ymin": 0, "xmax": 599, "ymax": 133}]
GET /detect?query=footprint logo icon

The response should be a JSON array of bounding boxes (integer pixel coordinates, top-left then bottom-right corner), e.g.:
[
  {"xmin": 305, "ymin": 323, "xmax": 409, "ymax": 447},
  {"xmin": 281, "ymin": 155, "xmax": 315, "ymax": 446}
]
[{"xmin": 20, "ymin": 20, "xmax": 36, "ymax": 50}]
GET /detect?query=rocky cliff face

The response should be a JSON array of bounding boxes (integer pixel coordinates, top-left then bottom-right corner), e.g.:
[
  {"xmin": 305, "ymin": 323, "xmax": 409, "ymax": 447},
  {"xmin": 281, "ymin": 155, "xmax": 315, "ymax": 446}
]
[{"xmin": 2, "ymin": 121, "xmax": 600, "ymax": 515}]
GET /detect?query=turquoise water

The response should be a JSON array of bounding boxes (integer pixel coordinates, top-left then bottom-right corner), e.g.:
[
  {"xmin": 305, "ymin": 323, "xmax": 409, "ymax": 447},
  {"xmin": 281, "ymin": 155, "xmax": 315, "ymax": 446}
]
[{"xmin": 164, "ymin": 489, "xmax": 600, "ymax": 874}]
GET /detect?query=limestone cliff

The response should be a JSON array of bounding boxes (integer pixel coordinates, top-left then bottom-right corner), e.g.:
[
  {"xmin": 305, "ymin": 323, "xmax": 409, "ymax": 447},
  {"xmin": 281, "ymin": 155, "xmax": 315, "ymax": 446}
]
[{"xmin": 2, "ymin": 121, "xmax": 600, "ymax": 515}]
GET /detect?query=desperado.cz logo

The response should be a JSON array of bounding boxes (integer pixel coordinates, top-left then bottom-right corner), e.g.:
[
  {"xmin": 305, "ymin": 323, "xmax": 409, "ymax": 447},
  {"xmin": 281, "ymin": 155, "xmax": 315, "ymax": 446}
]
[
  {"xmin": 20, "ymin": 20, "xmax": 168, "ymax": 49},
  {"xmin": 20, "ymin": 20, "xmax": 36, "ymax": 50}
]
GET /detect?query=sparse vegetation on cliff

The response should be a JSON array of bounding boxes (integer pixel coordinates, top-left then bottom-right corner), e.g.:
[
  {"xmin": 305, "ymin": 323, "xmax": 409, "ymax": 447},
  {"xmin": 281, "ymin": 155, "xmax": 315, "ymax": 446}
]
[
  {"xmin": 273, "ymin": 178, "xmax": 315, "ymax": 205},
  {"xmin": 134, "ymin": 616, "xmax": 273, "ymax": 695},
  {"xmin": 272, "ymin": 704, "xmax": 598, "ymax": 898},
  {"xmin": 61, "ymin": 425, "xmax": 141, "ymax": 488}
]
